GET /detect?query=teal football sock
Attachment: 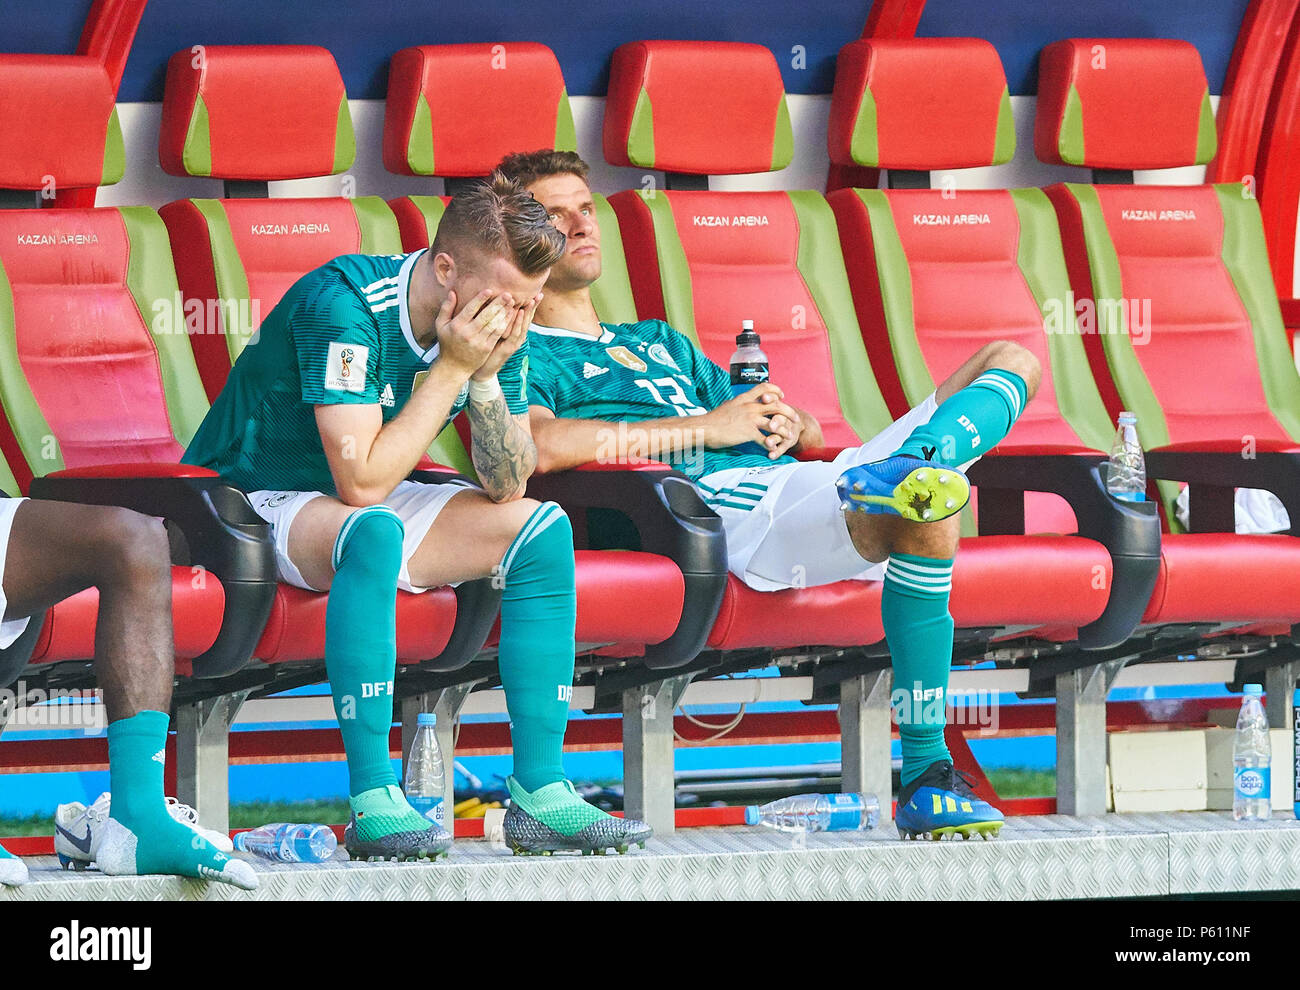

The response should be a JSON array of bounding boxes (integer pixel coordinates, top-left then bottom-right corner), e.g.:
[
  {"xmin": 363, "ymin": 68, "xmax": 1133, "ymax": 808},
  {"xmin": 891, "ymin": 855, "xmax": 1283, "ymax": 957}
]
[
  {"xmin": 106, "ymin": 710, "xmax": 245, "ymax": 882},
  {"xmin": 882, "ymin": 553, "xmax": 955, "ymax": 787},
  {"xmin": 327, "ymin": 506, "xmax": 405, "ymax": 798},
  {"xmin": 0, "ymin": 838, "xmax": 26, "ymax": 885},
  {"xmin": 893, "ymin": 369, "xmax": 1028, "ymax": 465},
  {"xmin": 496, "ymin": 501, "xmax": 576, "ymax": 793}
]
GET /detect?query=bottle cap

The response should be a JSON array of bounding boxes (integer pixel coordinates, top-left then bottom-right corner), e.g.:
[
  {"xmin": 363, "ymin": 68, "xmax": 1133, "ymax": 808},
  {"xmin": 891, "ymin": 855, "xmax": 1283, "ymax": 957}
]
[
  {"xmin": 1118, "ymin": 411, "xmax": 1137, "ymax": 424},
  {"xmin": 743, "ymin": 805, "xmax": 759, "ymax": 825},
  {"xmin": 735, "ymin": 321, "xmax": 761, "ymax": 347},
  {"xmin": 417, "ymin": 712, "xmax": 437, "ymax": 727},
  {"xmin": 1244, "ymin": 683, "xmax": 1263, "ymax": 696}
]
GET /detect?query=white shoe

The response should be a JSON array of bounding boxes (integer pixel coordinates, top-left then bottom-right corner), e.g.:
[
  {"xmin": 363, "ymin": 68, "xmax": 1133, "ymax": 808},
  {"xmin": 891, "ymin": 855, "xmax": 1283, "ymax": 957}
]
[
  {"xmin": 56, "ymin": 792, "xmax": 234, "ymax": 870},
  {"xmin": 96, "ymin": 817, "xmax": 258, "ymax": 891},
  {"xmin": 0, "ymin": 852, "xmax": 29, "ymax": 886},
  {"xmin": 163, "ymin": 796, "xmax": 235, "ymax": 852}
]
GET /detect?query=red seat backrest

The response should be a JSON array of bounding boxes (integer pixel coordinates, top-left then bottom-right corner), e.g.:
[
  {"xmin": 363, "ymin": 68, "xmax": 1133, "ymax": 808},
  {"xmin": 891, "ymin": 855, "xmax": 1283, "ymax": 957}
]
[
  {"xmin": 1035, "ymin": 38, "xmax": 1300, "ymax": 452},
  {"xmin": 156, "ymin": 45, "xmax": 402, "ymax": 400}
]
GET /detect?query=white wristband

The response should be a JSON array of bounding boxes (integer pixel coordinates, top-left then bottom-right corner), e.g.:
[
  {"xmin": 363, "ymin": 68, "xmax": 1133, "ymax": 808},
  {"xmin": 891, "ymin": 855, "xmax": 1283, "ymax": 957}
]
[{"xmin": 467, "ymin": 374, "xmax": 502, "ymax": 403}]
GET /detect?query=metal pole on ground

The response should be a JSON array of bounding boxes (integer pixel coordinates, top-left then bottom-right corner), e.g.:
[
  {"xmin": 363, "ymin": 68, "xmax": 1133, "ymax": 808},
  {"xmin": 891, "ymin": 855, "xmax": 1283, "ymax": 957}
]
[
  {"xmin": 623, "ymin": 674, "xmax": 693, "ymax": 836},
  {"xmin": 175, "ymin": 690, "xmax": 250, "ymax": 836},
  {"xmin": 839, "ymin": 669, "xmax": 894, "ymax": 825},
  {"xmin": 1056, "ymin": 659, "xmax": 1125, "ymax": 815}
]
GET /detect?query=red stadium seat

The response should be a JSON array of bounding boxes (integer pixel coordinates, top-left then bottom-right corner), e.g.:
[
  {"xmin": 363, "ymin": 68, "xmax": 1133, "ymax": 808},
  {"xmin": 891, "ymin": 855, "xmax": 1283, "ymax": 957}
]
[
  {"xmin": 0, "ymin": 55, "xmax": 123, "ymax": 203},
  {"xmin": 158, "ymin": 44, "xmax": 720, "ymax": 670},
  {"xmin": 1035, "ymin": 39, "xmax": 1300, "ymax": 629},
  {"xmin": 602, "ymin": 40, "xmax": 1117, "ymax": 652},
  {"xmin": 825, "ymin": 38, "xmax": 1160, "ymax": 649},
  {"xmin": 382, "ymin": 43, "xmax": 639, "ymax": 326},
  {"xmin": 157, "ymin": 45, "xmax": 404, "ymax": 403},
  {"xmin": 382, "ymin": 43, "xmax": 576, "ymax": 181},
  {"xmin": 0, "ymin": 52, "xmax": 277, "ymax": 685}
]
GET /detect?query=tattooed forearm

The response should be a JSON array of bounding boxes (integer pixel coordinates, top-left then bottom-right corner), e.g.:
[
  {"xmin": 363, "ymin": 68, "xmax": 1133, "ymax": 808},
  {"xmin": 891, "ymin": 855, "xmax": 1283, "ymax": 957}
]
[{"xmin": 468, "ymin": 397, "xmax": 537, "ymax": 502}]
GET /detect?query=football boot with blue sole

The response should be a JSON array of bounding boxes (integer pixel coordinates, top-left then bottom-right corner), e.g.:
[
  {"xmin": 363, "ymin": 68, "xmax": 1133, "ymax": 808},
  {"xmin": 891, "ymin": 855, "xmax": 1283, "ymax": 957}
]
[{"xmin": 836, "ymin": 456, "xmax": 969, "ymax": 523}]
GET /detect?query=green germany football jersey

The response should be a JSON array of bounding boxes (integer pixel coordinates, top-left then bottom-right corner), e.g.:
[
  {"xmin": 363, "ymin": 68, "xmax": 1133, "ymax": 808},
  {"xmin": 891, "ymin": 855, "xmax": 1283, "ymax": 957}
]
[
  {"xmin": 183, "ymin": 250, "xmax": 529, "ymax": 495},
  {"xmin": 527, "ymin": 319, "xmax": 794, "ymax": 488}
]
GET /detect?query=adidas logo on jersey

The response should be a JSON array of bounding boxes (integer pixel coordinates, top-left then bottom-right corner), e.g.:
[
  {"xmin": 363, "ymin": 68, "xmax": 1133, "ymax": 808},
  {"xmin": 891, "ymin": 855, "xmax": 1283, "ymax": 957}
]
[
  {"xmin": 583, "ymin": 362, "xmax": 609, "ymax": 379},
  {"xmin": 380, "ymin": 383, "xmax": 395, "ymax": 407}
]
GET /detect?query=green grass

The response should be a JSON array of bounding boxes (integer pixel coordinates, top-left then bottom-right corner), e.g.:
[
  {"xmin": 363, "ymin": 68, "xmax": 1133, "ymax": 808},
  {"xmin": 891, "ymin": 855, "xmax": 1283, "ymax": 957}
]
[
  {"xmin": 0, "ymin": 812, "xmax": 57, "ymax": 837},
  {"xmin": 0, "ymin": 800, "xmax": 354, "ymax": 839},
  {"xmin": 227, "ymin": 800, "xmax": 351, "ymax": 828},
  {"xmin": 0, "ymin": 769, "xmax": 1058, "ymax": 837},
  {"xmin": 986, "ymin": 768, "xmax": 1056, "ymax": 798}
]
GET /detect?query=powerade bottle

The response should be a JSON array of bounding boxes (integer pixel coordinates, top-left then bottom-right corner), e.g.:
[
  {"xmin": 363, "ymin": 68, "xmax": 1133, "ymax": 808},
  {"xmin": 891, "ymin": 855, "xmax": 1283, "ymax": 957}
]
[
  {"xmin": 1233, "ymin": 683, "xmax": 1271, "ymax": 821},
  {"xmin": 1106, "ymin": 411, "xmax": 1147, "ymax": 501},
  {"xmin": 744, "ymin": 792, "xmax": 880, "ymax": 832},
  {"xmin": 405, "ymin": 712, "xmax": 446, "ymax": 829},
  {"xmin": 729, "ymin": 320, "xmax": 770, "ymax": 457}
]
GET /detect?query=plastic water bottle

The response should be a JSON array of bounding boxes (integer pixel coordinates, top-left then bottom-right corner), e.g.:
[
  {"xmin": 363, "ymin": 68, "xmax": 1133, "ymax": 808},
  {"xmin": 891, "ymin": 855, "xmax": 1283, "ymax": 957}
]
[
  {"xmin": 729, "ymin": 320, "xmax": 770, "ymax": 457},
  {"xmin": 233, "ymin": 823, "xmax": 337, "ymax": 863},
  {"xmin": 405, "ymin": 712, "xmax": 446, "ymax": 829},
  {"xmin": 1106, "ymin": 411, "xmax": 1146, "ymax": 501},
  {"xmin": 744, "ymin": 792, "xmax": 879, "ymax": 832},
  {"xmin": 1292, "ymin": 685, "xmax": 1299, "ymax": 820},
  {"xmin": 1233, "ymin": 683, "xmax": 1271, "ymax": 821}
]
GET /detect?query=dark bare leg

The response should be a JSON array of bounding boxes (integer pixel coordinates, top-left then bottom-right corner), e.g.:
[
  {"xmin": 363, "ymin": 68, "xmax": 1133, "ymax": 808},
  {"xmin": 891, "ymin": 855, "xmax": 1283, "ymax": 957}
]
[{"xmin": 2, "ymin": 500, "xmax": 173, "ymax": 721}]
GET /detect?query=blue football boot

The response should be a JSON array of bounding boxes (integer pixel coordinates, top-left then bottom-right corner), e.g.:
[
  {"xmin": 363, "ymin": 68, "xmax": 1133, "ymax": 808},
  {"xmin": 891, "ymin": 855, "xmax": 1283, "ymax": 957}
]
[
  {"xmin": 835, "ymin": 456, "xmax": 969, "ymax": 523},
  {"xmin": 896, "ymin": 760, "xmax": 1005, "ymax": 840}
]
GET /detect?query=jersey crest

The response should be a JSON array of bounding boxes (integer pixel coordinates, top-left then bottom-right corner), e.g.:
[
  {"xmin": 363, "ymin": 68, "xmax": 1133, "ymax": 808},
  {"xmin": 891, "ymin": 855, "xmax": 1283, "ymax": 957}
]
[
  {"xmin": 647, "ymin": 343, "xmax": 680, "ymax": 371},
  {"xmin": 605, "ymin": 345, "xmax": 647, "ymax": 373}
]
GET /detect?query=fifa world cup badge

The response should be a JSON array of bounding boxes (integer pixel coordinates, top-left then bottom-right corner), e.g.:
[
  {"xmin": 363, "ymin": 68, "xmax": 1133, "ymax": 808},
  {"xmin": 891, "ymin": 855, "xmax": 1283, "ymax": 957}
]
[{"xmin": 326, "ymin": 341, "xmax": 368, "ymax": 392}]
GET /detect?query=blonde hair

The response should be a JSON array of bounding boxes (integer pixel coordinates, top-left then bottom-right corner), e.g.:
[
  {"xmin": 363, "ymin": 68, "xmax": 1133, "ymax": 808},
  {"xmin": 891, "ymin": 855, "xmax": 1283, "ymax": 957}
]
[{"xmin": 431, "ymin": 170, "xmax": 566, "ymax": 276}]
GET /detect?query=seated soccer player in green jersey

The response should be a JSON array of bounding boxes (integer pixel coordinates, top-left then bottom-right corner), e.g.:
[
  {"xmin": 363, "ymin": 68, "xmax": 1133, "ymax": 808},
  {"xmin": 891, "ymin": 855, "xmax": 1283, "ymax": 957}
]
[
  {"xmin": 184, "ymin": 174, "xmax": 650, "ymax": 858},
  {"xmin": 500, "ymin": 151, "xmax": 1042, "ymax": 841},
  {"xmin": 0, "ymin": 498, "xmax": 254, "ymax": 890}
]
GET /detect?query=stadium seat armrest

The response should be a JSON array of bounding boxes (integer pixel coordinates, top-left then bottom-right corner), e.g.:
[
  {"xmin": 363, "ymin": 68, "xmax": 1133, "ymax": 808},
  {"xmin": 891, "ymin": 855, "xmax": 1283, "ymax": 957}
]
[
  {"xmin": 526, "ymin": 466, "xmax": 727, "ymax": 668},
  {"xmin": 1145, "ymin": 448, "xmax": 1300, "ymax": 535},
  {"xmin": 967, "ymin": 452, "xmax": 1161, "ymax": 649},
  {"xmin": 27, "ymin": 473, "xmax": 277, "ymax": 678}
]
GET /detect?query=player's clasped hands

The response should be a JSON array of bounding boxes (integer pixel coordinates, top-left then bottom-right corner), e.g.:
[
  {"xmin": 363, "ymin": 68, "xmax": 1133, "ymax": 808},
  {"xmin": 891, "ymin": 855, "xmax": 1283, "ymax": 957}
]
[{"xmin": 704, "ymin": 383, "xmax": 803, "ymax": 458}]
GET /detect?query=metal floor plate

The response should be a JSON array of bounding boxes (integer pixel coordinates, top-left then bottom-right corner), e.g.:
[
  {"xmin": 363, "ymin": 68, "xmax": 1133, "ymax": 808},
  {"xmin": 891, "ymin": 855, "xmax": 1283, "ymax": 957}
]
[{"xmin": 3, "ymin": 813, "xmax": 1298, "ymax": 900}]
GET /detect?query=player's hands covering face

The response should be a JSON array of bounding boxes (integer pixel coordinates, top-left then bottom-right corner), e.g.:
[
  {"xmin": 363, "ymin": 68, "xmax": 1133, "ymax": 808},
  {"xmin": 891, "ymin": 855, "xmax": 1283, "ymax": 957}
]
[{"xmin": 433, "ymin": 289, "xmax": 517, "ymax": 379}]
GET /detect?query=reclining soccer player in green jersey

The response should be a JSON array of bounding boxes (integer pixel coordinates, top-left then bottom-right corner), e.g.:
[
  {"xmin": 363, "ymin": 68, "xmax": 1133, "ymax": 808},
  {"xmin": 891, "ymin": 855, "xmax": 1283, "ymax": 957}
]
[
  {"xmin": 501, "ymin": 150, "xmax": 1042, "ymax": 841},
  {"xmin": 0, "ymin": 498, "xmax": 254, "ymax": 889},
  {"xmin": 184, "ymin": 174, "xmax": 651, "ymax": 858}
]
